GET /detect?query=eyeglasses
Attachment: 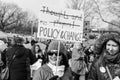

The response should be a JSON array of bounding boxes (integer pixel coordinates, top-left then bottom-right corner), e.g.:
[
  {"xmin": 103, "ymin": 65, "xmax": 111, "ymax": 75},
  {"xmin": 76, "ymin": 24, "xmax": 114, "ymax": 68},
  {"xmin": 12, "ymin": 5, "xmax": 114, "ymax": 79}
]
[{"xmin": 47, "ymin": 52, "xmax": 62, "ymax": 56}]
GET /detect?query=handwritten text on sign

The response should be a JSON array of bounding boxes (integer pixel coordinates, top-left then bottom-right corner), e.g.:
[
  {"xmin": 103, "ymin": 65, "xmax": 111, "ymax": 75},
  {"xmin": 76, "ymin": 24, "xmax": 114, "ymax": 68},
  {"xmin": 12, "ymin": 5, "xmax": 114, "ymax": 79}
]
[
  {"xmin": 38, "ymin": 6, "xmax": 84, "ymax": 42},
  {"xmin": 38, "ymin": 25, "xmax": 83, "ymax": 42}
]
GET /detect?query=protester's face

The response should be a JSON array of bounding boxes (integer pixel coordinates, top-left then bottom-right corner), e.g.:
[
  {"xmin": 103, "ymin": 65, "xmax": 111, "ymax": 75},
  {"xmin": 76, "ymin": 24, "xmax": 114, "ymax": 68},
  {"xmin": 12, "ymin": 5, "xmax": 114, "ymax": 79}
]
[
  {"xmin": 106, "ymin": 40, "xmax": 119, "ymax": 55},
  {"xmin": 48, "ymin": 50, "xmax": 62, "ymax": 65},
  {"xmin": 35, "ymin": 46, "xmax": 39, "ymax": 52}
]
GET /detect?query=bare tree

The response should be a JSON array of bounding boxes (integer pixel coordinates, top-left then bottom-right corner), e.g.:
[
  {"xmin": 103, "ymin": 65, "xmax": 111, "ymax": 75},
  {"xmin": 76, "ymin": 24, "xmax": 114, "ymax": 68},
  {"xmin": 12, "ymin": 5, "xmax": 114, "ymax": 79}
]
[
  {"xmin": 0, "ymin": 2, "xmax": 28, "ymax": 32},
  {"xmin": 66, "ymin": 0, "xmax": 83, "ymax": 10},
  {"xmin": 107, "ymin": 0, "xmax": 120, "ymax": 18},
  {"xmin": 93, "ymin": 0, "xmax": 120, "ymax": 27},
  {"xmin": 66, "ymin": 0, "xmax": 99, "ymax": 23},
  {"xmin": 108, "ymin": 20, "xmax": 120, "ymax": 31},
  {"xmin": 66, "ymin": 0, "xmax": 120, "ymax": 28}
]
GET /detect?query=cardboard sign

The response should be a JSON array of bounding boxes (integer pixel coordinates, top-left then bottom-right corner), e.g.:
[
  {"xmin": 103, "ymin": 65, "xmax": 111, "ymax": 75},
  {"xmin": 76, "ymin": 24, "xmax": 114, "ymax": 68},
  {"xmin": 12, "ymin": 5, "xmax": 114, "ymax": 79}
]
[{"xmin": 38, "ymin": 6, "xmax": 84, "ymax": 42}]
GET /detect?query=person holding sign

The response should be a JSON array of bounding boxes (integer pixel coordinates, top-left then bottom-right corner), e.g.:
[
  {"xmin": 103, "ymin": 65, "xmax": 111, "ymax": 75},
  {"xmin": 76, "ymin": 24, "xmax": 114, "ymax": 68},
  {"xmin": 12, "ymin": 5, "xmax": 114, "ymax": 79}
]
[
  {"xmin": 88, "ymin": 33, "xmax": 120, "ymax": 80},
  {"xmin": 33, "ymin": 40, "xmax": 73, "ymax": 80}
]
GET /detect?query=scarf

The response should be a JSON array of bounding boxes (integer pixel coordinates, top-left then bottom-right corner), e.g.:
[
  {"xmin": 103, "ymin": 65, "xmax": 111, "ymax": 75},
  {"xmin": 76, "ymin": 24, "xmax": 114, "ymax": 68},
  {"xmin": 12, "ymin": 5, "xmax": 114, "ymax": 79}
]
[
  {"xmin": 47, "ymin": 63, "xmax": 65, "ymax": 77},
  {"xmin": 103, "ymin": 51, "xmax": 120, "ymax": 64}
]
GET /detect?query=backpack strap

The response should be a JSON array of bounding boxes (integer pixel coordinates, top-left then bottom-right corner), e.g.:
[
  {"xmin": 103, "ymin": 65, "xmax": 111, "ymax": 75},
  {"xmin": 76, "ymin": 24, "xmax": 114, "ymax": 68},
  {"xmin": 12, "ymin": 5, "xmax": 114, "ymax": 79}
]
[
  {"xmin": 106, "ymin": 66, "xmax": 113, "ymax": 80},
  {"xmin": 7, "ymin": 48, "xmax": 18, "ymax": 67}
]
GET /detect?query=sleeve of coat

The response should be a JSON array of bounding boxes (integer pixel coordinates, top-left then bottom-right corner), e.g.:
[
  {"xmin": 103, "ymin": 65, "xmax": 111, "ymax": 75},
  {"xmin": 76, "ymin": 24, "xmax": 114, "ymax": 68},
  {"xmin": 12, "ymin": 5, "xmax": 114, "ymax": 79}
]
[
  {"xmin": 27, "ymin": 49, "xmax": 37, "ymax": 65},
  {"xmin": 1, "ymin": 49, "xmax": 7, "ymax": 67},
  {"xmin": 33, "ymin": 68, "xmax": 43, "ymax": 80},
  {"xmin": 87, "ymin": 62, "xmax": 98, "ymax": 80},
  {"xmin": 72, "ymin": 48, "xmax": 81, "ymax": 60}
]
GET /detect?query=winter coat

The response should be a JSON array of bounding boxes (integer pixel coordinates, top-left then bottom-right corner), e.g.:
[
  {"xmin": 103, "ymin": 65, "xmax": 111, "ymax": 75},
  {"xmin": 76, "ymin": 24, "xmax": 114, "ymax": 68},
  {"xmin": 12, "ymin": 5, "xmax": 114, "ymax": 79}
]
[
  {"xmin": 33, "ymin": 41, "xmax": 73, "ymax": 80},
  {"xmin": 71, "ymin": 48, "xmax": 87, "ymax": 75},
  {"xmin": 2, "ymin": 45, "xmax": 37, "ymax": 80},
  {"xmin": 88, "ymin": 33, "xmax": 120, "ymax": 80},
  {"xmin": 33, "ymin": 64, "xmax": 73, "ymax": 80},
  {"xmin": 87, "ymin": 54, "xmax": 120, "ymax": 80}
]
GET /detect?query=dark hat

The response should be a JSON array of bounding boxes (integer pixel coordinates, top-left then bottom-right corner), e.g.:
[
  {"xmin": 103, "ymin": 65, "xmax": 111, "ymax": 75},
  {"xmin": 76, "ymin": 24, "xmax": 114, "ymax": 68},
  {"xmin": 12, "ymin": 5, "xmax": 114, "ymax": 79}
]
[{"xmin": 47, "ymin": 41, "xmax": 66, "ymax": 54}]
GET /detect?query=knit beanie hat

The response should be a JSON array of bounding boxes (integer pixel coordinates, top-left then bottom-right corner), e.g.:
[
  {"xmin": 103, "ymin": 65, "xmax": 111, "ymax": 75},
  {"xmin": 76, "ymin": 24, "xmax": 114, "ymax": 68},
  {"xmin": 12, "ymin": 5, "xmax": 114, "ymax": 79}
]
[{"xmin": 47, "ymin": 40, "xmax": 66, "ymax": 54}]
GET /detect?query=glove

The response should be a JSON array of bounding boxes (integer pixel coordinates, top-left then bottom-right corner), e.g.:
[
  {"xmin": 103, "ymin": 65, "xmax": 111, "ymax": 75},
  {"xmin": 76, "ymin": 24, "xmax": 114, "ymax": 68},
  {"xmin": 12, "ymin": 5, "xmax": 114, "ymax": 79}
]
[{"xmin": 53, "ymin": 65, "xmax": 65, "ymax": 77}]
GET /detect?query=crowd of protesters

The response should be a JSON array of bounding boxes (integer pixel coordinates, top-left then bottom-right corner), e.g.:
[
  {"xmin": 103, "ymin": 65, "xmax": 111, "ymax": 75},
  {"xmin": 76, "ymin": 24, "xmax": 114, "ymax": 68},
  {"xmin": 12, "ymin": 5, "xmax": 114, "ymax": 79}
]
[{"xmin": 0, "ymin": 32, "xmax": 120, "ymax": 80}]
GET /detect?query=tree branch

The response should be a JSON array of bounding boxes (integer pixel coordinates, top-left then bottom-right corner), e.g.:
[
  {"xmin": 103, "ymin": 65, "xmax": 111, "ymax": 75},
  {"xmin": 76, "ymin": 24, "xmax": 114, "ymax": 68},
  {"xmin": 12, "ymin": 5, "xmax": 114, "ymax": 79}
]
[
  {"xmin": 5, "ymin": 19, "xmax": 18, "ymax": 26},
  {"xmin": 4, "ymin": 10, "xmax": 16, "ymax": 23},
  {"xmin": 93, "ymin": 0, "xmax": 120, "ymax": 27}
]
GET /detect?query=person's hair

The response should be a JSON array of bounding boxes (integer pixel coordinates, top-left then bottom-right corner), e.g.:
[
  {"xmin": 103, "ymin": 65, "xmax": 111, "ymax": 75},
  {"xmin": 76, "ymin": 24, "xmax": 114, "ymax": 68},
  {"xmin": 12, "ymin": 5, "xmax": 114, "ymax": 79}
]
[
  {"xmin": 100, "ymin": 39, "xmax": 120, "ymax": 55},
  {"xmin": 31, "ymin": 40, "xmax": 36, "ymax": 46},
  {"xmin": 13, "ymin": 37, "xmax": 24, "ymax": 45},
  {"xmin": 96, "ymin": 39, "xmax": 120, "ymax": 65},
  {"xmin": 35, "ymin": 44, "xmax": 42, "ymax": 53}
]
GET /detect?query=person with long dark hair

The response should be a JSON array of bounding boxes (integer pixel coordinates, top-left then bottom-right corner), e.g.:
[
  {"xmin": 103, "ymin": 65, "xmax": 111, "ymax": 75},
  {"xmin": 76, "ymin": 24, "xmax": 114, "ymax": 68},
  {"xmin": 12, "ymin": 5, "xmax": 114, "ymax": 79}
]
[
  {"xmin": 34, "ymin": 45, "xmax": 45, "ymax": 60},
  {"xmin": 88, "ymin": 33, "xmax": 120, "ymax": 80}
]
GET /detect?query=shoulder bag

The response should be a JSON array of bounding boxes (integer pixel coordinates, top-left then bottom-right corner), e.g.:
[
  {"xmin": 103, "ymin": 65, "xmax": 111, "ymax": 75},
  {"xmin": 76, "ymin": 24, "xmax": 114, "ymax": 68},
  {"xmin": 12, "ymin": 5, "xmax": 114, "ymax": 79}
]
[{"xmin": 0, "ymin": 49, "xmax": 17, "ymax": 80}]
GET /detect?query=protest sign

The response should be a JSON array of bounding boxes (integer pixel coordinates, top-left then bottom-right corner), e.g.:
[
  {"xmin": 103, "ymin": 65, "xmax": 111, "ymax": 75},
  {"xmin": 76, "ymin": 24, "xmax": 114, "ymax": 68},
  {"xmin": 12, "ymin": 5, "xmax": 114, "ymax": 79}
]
[{"xmin": 38, "ymin": 6, "xmax": 84, "ymax": 42}]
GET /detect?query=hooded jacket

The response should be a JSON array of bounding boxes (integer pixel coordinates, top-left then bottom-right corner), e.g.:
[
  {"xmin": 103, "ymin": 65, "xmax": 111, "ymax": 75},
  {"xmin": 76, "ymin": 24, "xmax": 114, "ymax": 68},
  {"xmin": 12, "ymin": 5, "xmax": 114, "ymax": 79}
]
[
  {"xmin": 88, "ymin": 33, "xmax": 120, "ymax": 80},
  {"xmin": 33, "ymin": 64, "xmax": 73, "ymax": 80},
  {"xmin": 33, "ymin": 40, "xmax": 73, "ymax": 80}
]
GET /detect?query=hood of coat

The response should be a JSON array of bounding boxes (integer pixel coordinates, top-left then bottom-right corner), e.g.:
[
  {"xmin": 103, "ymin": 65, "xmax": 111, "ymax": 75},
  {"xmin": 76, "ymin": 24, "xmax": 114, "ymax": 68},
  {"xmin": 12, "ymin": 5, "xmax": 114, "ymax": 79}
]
[
  {"xmin": 47, "ymin": 40, "xmax": 67, "ymax": 57},
  {"xmin": 94, "ymin": 32, "xmax": 120, "ymax": 55},
  {"xmin": 46, "ymin": 40, "xmax": 69, "ymax": 68}
]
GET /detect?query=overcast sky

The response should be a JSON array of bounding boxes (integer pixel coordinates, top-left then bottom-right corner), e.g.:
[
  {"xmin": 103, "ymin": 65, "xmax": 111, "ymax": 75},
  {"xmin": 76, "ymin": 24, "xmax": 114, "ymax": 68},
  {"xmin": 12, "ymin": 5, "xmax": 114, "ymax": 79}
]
[
  {"xmin": 2, "ymin": 0, "xmax": 66, "ymax": 17},
  {"xmin": 2, "ymin": 0, "xmax": 113, "ymax": 29}
]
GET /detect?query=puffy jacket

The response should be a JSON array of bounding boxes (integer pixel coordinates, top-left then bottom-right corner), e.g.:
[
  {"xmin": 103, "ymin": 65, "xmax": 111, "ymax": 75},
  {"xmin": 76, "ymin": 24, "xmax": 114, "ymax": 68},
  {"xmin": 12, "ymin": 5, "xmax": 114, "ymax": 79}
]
[{"xmin": 2, "ymin": 45, "xmax": 37, "ymax": 80}]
